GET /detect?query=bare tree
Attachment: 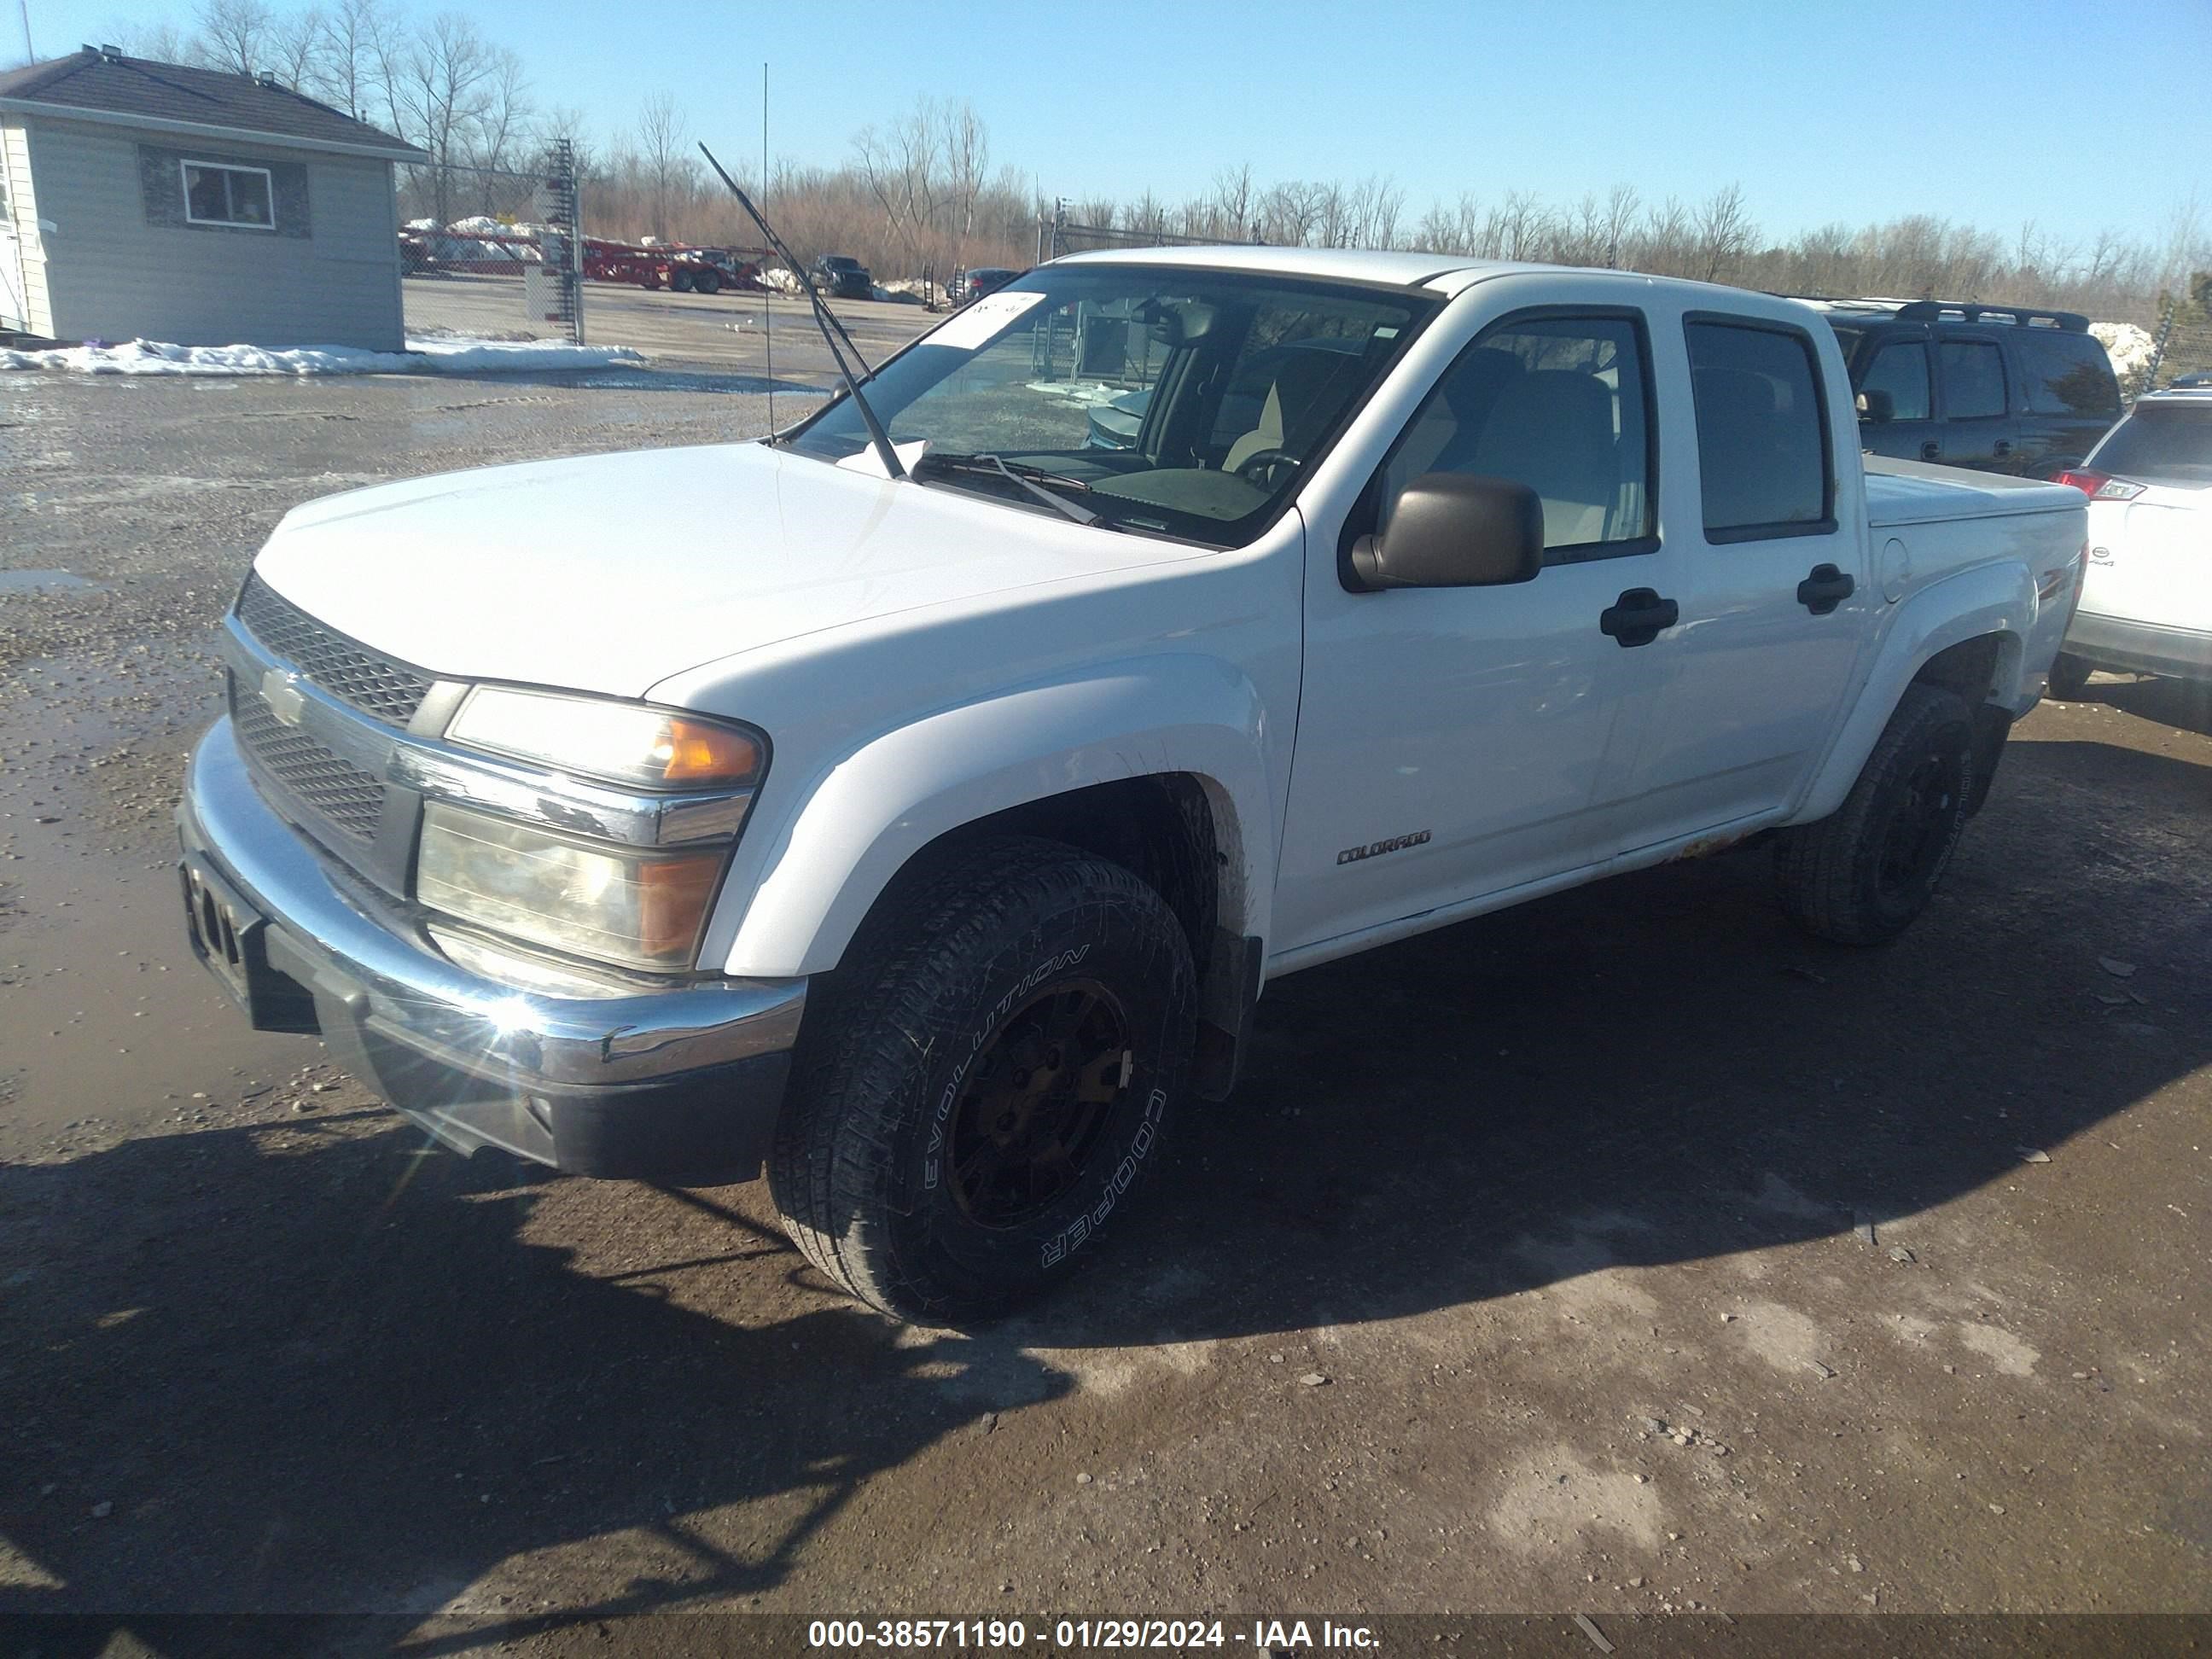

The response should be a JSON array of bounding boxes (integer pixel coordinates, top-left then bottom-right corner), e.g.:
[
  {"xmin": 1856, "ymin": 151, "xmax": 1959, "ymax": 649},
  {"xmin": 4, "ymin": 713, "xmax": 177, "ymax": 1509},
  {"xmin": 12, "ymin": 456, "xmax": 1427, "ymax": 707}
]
[
  {"xmin": 1210, "ymin": 163, "xmax": 1254, "ymax": 241},
  {"xmin": 392, "ymin": 14, "xmax": 500, "ymax": 222},
  {"xmin": 269, "ymin": 6, "xmax": 324, "ymax": 91},
  {"xmin": 311, "ymin": 0, "xmax": 387, "ymax": 121},
  {"xmin": 1691, "ymin": 183, "xmax": 1753, "ymax": 282},
  {"xmin": 635, "ymin": 91, "xmax": 690, "ymax": 241},
  {"xmin": 193, "ymin": 0, "xmax": 276, "ymax": 74},
  {"xmin": 466, "ymin": 46, "xmax": 531, "ymax": 174},
  {"xmin": 1600, "ymin": 183, "xmax": 1640, "ymax": 269}
]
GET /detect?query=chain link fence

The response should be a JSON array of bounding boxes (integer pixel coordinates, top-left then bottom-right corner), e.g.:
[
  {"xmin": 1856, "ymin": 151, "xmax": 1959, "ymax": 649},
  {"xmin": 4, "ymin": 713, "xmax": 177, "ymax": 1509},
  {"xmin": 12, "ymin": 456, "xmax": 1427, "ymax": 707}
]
[
  {"xmin": 399, "ymin": 145, "xmax": 581, "ymax": 346},
  {"xmin": 2139, "ymin": 284, "xmax": 2212, "ymax": 394}
]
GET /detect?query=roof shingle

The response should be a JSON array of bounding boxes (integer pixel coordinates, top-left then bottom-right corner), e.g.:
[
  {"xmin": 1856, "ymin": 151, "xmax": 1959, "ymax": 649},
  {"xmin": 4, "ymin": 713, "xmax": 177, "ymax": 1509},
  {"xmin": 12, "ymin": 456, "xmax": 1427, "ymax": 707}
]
[{"xmin": 0, "ymin": 48, "xmax": 425, "ymax": 158}]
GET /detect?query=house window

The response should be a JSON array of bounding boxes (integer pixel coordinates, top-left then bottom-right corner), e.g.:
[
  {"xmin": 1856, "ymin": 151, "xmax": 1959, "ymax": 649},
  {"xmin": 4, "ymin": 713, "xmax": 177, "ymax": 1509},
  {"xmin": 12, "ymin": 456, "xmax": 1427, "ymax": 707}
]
[{"xmin": 181, "ymin": 160, "xmax": 276, "ymax": 230}]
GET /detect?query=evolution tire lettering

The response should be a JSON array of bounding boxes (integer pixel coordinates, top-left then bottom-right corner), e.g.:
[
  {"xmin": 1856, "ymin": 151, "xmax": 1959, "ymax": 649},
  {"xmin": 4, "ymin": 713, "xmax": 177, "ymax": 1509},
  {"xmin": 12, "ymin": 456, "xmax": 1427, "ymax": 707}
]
[
  {"xmin": 924, "ymin": 944, "xmax": 1095, "ymax": 1190},
  {"xmin": 1337, "ymin": 830, "xmax": 1432, "ymax": 865}
]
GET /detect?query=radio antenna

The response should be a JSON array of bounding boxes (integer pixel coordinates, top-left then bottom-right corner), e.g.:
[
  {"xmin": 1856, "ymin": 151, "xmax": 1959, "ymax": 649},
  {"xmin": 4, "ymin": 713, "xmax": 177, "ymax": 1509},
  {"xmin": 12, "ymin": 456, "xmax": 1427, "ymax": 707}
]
[
  {"xmin": 761, "ymin": 62, "xmax": 771, "ymax": 436},
  {"xmin": 701, "ymin": 141, "xmax": 904, "ymax": 479}
]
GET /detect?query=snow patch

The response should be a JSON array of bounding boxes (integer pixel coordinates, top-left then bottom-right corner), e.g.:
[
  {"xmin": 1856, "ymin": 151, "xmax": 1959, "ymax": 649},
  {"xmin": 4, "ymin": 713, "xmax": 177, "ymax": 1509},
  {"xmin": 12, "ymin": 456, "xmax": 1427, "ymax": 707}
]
[
  {"xmin": 2091, "ymin": 321, "xmax": 2157, "ymax": 383},
  {"xmin": 1, "ymin": 336, "xmax": 647, "ymax": 377}
]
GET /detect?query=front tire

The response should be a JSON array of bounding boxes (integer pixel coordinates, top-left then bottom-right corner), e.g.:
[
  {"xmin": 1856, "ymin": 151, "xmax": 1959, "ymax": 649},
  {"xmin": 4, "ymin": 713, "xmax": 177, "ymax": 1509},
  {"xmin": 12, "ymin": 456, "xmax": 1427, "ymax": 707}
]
[
  {"xmin": 770, "ymin": 836, "xmax": 1196, "ymax": 1322},
  {"xmin": 1775, "ymin": 684, "xmax": 1976, "ymax": 946}
]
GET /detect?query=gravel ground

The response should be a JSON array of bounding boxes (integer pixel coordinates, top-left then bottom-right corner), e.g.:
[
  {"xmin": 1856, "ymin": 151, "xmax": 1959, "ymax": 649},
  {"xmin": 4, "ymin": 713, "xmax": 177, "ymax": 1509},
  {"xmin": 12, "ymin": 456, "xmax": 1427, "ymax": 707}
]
[{"xmin": 1, "ymin": 366, "xmax": 2207, "ymax": 1652}]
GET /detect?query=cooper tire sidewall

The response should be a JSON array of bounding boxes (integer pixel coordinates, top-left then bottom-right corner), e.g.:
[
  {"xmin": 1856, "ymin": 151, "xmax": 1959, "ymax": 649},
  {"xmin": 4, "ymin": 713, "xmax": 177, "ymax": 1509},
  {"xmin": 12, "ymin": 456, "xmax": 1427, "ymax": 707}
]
[{"xmin": 884, "ymin": 899, "xmax": 1190, "ymax": 1296}]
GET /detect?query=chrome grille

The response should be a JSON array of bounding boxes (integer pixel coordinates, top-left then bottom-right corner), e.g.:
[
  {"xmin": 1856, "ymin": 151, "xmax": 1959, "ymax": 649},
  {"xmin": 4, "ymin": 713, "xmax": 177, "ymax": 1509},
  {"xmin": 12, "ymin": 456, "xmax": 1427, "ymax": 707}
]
[
  {"xmin": 231, "ymin": 682, "xmax": 387, "ymax": 842},
  {"xmin": 236, "ymin": 576, "xmax": 434, "ymax": 727}
]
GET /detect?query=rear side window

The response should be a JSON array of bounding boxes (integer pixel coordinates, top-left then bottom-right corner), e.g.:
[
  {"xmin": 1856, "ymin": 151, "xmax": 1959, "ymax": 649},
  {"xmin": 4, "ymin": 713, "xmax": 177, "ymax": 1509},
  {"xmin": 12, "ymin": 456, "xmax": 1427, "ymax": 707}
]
[
  {"xmin": 2018, "ymin": 331, "xmax": 2120, "ymax": 417},
  {"xmin": 1940, "ymin": 341, "xmax": 2007, "ymax": 419},
  {"xmin": 1685, "ymin": 318, "xmax": 1832, "ymax": 539},
  {"xmin": 1861, "ymin": 341, "xmax": 1932, "ymax": 422},
  {"xmin": 2091, "ymin": 403, "xmax": 2212, "ymax": 484}
]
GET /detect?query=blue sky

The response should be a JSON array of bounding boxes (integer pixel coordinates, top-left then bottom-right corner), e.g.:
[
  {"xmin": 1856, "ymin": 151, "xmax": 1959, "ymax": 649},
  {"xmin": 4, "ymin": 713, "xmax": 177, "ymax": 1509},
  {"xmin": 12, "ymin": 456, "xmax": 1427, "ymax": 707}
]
[{"xmin": 24, "ymin": 0, "xmax": 2211, "ymax": 248}]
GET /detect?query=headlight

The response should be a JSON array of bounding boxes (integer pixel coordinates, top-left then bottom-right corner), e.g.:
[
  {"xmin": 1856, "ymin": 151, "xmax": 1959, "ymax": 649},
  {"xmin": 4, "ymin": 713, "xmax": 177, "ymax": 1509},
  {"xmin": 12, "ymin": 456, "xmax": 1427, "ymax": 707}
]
[
  {"xmin": 447, "ymin": 688, "xmax": 764, "ymax": 792},
  {"xmin": 416, "ymin": 802, "xmax": 725, "ymax": 970}
]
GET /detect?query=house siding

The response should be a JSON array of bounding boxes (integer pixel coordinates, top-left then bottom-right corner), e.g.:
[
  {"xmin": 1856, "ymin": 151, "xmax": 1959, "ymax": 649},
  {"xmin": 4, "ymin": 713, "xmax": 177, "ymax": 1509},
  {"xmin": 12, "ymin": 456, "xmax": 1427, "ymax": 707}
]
[
  {"xmin": 2, "ymin": 119, "xmax": 53, "ymax": 335},
  {"xmin": 26, "ymin": 114, "xmax": 403, "ymax": 349}
]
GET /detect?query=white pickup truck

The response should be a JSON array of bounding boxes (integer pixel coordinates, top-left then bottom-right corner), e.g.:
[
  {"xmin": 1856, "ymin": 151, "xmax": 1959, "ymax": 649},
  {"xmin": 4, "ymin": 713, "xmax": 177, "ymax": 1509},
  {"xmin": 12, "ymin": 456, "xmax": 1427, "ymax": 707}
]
[{"xmin": 178, "ymin": 248, "xmax": 2087, "ymax": 1320}]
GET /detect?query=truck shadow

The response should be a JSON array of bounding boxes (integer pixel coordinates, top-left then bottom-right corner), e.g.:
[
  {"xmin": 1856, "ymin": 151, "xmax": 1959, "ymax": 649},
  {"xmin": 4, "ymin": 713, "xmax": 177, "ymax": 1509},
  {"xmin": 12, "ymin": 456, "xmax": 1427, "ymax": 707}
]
[
  {"xmin": 1009, "ymin": 733, "xmax": 2212, "ymax": 1349},
  {"xmin": 0, "ymin": 1118, "xmax": 1068, "ymax": 1635},
  {"xmin": 0, "ymin": 736, "xmax": 2199, "ymax": 1627}
]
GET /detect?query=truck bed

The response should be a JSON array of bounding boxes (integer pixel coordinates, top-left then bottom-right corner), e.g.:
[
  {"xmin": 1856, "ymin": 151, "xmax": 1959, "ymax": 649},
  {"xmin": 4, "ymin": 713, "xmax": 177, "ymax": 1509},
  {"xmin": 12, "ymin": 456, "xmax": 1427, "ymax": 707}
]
[{"xmin": 1862, "ymin": 457, "xmax": 2085, "ymax": 527}]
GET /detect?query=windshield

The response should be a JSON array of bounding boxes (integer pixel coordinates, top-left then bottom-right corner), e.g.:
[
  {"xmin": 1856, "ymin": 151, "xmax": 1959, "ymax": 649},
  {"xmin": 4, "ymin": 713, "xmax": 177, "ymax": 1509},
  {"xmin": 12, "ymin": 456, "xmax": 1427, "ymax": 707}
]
[
  {"xmin": 785, "ymin": 265, "xmax": 1440, "ymax": 544},
  {"xmin": 2091, "ymin": 402, "xmax": 2212, "ymax": 485}
]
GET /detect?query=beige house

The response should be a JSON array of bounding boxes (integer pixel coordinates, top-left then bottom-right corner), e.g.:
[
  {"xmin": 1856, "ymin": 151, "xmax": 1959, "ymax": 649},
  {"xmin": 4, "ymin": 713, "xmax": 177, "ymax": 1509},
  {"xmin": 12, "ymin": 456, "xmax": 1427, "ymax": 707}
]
[{"xmin": 0, "ymin": 46, "xmax": 425, "ymax": 348}]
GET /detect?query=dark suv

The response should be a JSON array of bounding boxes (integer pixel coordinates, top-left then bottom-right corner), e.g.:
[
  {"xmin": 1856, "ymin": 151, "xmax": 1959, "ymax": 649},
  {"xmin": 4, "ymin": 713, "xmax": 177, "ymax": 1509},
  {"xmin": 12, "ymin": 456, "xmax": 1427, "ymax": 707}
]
[
  {"xmin": 1806, "ymin": 300, "xmax": 2122, "ymax": 478},
  {"xmin": 809, "ymin": 254, "xmax": 873, "ymax": 300}
]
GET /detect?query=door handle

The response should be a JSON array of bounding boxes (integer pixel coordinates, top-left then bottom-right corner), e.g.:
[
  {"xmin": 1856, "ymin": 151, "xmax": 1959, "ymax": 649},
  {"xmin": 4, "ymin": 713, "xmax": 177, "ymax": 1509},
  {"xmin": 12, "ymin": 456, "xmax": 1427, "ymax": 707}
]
[
  {"xmin": 1993, "ymin": 439, "xmax": 2012, "ymax": 457},
  {"xmin": 1796, "ymin": 562, "xmax": 1856, "ymax": 615},
  {"xmin": 1599, "ymin": 587, "xmax": 1679, "ymax": 648},
  {"xmin": 1919, "ymin": 440, "xmax": 1941, "ymax": 460}
]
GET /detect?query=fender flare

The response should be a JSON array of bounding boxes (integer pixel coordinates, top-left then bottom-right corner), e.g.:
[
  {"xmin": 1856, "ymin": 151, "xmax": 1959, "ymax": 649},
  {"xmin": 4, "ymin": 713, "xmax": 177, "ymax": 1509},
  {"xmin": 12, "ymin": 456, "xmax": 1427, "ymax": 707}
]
[
  {"xmin": 708, "ymin": 655, "xmax": 1279, "ymax": 978},
  {"xmin": 1796, "ymin": 562, "xmax": 2033, "ymax": 824}
]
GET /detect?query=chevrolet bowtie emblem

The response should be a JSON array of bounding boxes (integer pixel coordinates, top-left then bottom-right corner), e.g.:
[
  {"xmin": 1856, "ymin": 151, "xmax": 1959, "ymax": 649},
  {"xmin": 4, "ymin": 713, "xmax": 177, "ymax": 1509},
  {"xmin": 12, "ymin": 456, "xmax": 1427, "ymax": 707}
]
[{"xmin": 261, "ymin": 667, "xmax": 307, "ymax": 727}]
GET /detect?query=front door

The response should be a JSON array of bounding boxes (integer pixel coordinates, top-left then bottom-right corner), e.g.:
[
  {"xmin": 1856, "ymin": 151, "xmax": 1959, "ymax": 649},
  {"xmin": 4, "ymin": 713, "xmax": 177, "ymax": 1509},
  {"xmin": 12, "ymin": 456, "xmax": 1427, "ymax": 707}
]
[
  {"xmin": 1619, "ymin": 314, "xmax": 1868, "ymax": 842},
  {"xmin": 1274, "ymin": 307, "xmax": 1674, "ymax": 958},
  {"xmin": 1852, "ymin": 327, "xmax": 1941, "ymax": 463}
]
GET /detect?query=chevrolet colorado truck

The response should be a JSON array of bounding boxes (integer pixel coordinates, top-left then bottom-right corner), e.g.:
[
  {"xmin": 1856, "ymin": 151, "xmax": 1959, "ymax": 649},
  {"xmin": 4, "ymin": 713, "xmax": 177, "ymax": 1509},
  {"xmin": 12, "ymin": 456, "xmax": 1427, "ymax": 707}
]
[{"xmin": 178, "ymin": 248, "xmax": 2088, "ymax": 1320}]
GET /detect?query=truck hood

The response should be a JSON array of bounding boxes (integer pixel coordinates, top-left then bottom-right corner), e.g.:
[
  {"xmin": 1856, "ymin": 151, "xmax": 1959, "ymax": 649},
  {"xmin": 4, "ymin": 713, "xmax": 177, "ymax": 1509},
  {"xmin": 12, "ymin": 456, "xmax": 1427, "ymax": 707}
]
[{"xmin": 252, "ymin": 441, "xmax": 1202, "ymax": 701}]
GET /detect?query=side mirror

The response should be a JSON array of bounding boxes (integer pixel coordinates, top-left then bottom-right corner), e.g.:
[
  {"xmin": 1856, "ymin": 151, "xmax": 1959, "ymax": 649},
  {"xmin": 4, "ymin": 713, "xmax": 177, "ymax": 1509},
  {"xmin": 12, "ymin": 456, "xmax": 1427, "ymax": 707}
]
[
  {"xmin": 1348, "ymin": 474, "xmax": 1545, "ymax": 591},
  {"xmin": 1856, "ymin": 388, "xmax": 1895, "ymax": 424}
]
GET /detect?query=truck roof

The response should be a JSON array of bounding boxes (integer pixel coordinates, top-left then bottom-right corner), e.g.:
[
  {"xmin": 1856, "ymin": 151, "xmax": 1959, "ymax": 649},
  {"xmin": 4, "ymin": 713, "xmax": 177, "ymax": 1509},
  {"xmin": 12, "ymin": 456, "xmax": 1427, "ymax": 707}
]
[{"xmin": 1054, "ymin": 243, "xmax": 1534, "ymax": 292}]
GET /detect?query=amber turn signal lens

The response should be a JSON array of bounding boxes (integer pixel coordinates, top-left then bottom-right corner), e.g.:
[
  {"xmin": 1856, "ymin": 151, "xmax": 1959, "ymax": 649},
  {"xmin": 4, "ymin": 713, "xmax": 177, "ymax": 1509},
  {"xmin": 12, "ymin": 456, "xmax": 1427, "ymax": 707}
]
[{"xmin": 655, "ymin": 719, "xmax": 762, "ymax": 787}]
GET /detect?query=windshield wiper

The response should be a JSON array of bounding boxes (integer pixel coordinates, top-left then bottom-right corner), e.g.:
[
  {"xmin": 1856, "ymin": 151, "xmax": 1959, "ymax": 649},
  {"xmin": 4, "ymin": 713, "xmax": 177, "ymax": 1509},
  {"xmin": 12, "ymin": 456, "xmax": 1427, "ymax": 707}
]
[
  {"xmin": 698, "ymin": 143, "xmax": 905, "ymax": 481},
  {"xmin": 915, "ymin": 452, "xmax": 1100, "ymax": 525}
]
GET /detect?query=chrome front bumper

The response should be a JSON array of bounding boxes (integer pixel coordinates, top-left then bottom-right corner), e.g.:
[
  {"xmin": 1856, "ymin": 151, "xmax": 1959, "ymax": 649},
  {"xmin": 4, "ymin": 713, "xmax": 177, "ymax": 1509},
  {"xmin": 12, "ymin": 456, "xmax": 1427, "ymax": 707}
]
[{"xmin": 179, "ymin": 716, "xmax": 806, "ymax": 1179}]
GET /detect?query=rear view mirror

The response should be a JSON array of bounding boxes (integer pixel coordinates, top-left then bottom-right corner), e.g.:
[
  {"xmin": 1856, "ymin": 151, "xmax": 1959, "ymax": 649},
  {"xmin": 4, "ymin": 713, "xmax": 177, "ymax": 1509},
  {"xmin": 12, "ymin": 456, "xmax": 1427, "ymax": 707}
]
[
  {"xmin": 1857, "ymin": 388, "xmax": 1895, "ymax": 424},
  {"xmin": 1348, "ymin": 474, "xmax": 1545, "ymax": 591}
]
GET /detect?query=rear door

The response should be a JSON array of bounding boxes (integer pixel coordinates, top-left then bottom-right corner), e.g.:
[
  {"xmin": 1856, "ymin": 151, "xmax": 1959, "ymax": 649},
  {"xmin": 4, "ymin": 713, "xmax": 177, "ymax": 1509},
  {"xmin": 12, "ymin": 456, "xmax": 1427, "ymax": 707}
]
[
  {"xmin": 1935, "ymin": 331, "xmax": 2019, "ymax": 472},
  {"xmin": 2011, "ymin": 329, "xmax": 2122, "ymax": 477},
  {"xmin": 1614, "ymin": 311, "xmax": 1869, "ymax": 842},
  {"xmin": 1851, "ymin": 326, "xmax": 1943, "ymax": 463}
]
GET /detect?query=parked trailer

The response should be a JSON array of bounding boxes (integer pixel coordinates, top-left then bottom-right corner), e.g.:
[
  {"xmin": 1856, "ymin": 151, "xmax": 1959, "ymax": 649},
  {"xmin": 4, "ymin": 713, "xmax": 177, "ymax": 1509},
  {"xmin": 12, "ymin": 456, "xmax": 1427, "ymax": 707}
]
[{"xmin": 583, "ymin": 238, "xmax": 767, "ymax": 296}]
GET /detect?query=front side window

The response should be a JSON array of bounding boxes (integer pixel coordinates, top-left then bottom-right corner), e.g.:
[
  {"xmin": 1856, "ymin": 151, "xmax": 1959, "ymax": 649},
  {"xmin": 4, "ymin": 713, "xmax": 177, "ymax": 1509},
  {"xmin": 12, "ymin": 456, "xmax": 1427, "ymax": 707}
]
[
  {"xmin": 182, "ymin": 160, "xmax": 274, "ymax": 229},
  {"xmin": 1685, "ymin": 318, "xmax": 1832, "ymax": 538},
  {"xmin": 1860, "ymin": 341, "xmax": 1932, "ymax": 422},
  {"xmin": 787, "ymin": 266, "xmax": 1437, "ymax": 545},
  {"xmin": 1375, "ymin": 312, "xmax": 1655, "ymax": 558},
  {"xmin": 1939, "ymin": 340, "xmax": 2007, "ymax": 419},
  {"xmin": 2020, "ymin": 331, "xmax": 2121, "ymax": 417}
]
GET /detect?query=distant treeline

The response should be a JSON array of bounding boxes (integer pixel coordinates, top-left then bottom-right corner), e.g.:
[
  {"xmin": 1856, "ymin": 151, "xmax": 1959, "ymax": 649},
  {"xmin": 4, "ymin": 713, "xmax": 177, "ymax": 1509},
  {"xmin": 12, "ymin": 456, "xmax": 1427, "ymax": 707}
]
[{"xmin": 80, "ymin": 1, "xmax": 2209, "ymax": 324}]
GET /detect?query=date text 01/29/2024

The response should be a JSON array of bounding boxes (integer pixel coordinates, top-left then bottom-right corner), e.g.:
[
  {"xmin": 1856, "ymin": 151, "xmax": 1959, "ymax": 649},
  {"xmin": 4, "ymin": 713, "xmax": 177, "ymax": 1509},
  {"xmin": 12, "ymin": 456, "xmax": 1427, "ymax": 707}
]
[{"xmin": 806, "ymin": 1619, "xmax": 1379, "ymax": 1650}]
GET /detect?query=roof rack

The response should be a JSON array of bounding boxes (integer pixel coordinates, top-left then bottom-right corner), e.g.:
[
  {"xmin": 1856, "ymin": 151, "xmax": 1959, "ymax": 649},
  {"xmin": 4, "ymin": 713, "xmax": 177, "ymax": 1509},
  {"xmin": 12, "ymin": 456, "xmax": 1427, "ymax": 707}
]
[
  {"xmin": 1890, "ymin": 300, "xmax": 2089, "ymax": 331},
  {"xmin": 1776, "ymin": 294, "xmax": 2091, "ymax": 332}
]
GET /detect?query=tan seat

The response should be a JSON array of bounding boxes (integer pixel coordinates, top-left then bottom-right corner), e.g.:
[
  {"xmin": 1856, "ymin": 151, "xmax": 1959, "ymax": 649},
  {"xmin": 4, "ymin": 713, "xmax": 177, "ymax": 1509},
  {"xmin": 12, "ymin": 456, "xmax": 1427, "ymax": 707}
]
[{"xmin": 1466, "ymin": 370, "xmax": 1620, "ymax": 547}]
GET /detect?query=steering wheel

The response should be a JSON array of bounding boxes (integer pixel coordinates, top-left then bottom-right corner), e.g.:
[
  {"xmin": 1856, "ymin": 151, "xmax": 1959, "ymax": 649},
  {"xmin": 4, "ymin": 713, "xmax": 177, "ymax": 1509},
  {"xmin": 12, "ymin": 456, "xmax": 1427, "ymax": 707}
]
[{"xmin": 1233, "ymin": 447, "xmax": 1302, "ymax": 490}]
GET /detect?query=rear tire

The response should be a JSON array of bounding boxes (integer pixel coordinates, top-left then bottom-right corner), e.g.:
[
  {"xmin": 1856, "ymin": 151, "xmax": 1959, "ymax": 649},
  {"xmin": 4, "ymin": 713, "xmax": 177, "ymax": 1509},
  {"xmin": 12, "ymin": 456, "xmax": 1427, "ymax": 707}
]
[
  {"xmin": 2046, "ymin": 652, "xmax": 2093, "ymax": 701},
  {"xmin": 1775, "ymin": 684, "xmax": 1976, "ymax": 946},
  {"xmin": 692, "ymin": 270, "xmax": 720, "ymax": 296},
  {"xmin": 670, "ymin": 270, "xmax": 695, "ymax": 293},
  {"xmin": 769, "ymin": 836, "xmax": 1196, "ymax": 1323}
]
